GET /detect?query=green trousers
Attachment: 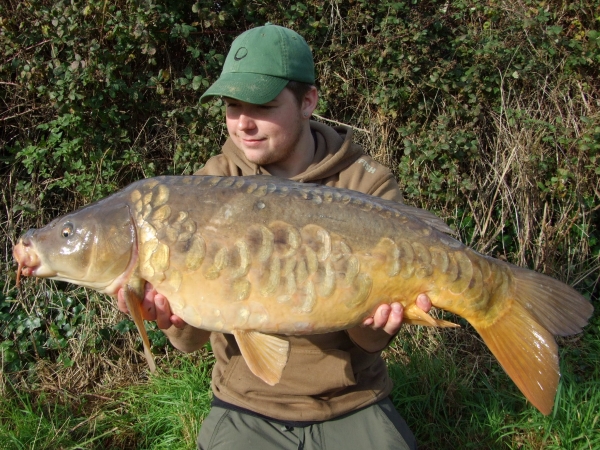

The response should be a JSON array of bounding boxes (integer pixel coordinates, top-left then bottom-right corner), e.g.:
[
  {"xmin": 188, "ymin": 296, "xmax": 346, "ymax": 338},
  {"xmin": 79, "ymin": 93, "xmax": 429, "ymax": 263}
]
[{"xmin": 197, "ymin": 398, "xmax": 417, "ymax": 450}]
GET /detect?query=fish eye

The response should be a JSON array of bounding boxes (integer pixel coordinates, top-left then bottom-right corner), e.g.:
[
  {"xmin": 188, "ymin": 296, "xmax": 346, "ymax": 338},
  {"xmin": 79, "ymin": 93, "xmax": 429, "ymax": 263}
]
[{"xmin": 61, "ymin": 223, "xmax": 74, "ymax": 238}]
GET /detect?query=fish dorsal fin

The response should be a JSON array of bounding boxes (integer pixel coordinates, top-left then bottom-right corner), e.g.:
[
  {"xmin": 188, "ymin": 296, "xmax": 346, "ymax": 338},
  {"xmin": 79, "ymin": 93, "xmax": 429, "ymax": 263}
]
[
  {"xmin": 393, "ymin": 203, "xmax": 456, "ymax": 236},
  {"xmin": 233, "ymin": 330, "xmax": 290, "ymax": 386}
]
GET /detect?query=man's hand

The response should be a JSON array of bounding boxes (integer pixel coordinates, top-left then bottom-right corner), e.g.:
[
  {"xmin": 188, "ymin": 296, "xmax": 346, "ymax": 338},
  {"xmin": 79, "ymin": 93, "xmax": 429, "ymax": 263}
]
[
  {"xmin": 117, "ymin": 283, "xmax": 210, "ymax": 352},
  {"xmin": 117, "ymin": 283, "xmax": 186, "ymax": 330},
  {"xmin": 347, "ymin": 294, "xmax": 432, "ymax": 353}
]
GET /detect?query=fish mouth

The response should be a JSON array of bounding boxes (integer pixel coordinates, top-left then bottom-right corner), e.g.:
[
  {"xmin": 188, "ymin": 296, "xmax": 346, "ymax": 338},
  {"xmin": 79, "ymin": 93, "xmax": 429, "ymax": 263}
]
[{"xmin": 13, "ymin": 235, "xmax": 42, "ymax": 286}]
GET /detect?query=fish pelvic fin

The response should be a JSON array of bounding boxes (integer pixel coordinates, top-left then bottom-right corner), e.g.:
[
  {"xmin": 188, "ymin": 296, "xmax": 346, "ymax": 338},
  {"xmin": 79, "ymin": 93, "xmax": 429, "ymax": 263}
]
[
  {"xmin": 403, "ymin": 303, "xmax": 460, "ymax": 328},
  {"xmin": 123, "ymin": 285, "xmax": 157, "ymax": 373},
  {"xmin": 475, "ymin": 300, "xmax": 559, "ymax": 415},
  {"xmin": 233, "ymin": 330, "xmax": 290, "ymax": 386}
]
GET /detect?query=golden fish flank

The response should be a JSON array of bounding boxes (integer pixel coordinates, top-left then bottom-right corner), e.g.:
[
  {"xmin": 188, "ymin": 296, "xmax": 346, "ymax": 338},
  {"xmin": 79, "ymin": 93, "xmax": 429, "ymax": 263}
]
[
  {"xmin": 129, "ymin": 180, "xmax": 507, "ymax": 327},
  {"xmin": 12, "ymin": 175, "xmax": 593, "ymax": 416},
  {"xmin": 128, "ymin": 179, "xmax": 375, "ymax": 316},
  {"xmin": 163, "ymin": 206, "xmax": 370, "ymax": 315}
]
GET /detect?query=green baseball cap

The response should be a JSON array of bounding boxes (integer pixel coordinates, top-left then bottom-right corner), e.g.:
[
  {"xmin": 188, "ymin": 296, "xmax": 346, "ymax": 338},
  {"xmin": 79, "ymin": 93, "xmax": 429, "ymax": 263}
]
[{"xmin": 200, "ymin": 23, "xmax": 315, "ymax": 104}]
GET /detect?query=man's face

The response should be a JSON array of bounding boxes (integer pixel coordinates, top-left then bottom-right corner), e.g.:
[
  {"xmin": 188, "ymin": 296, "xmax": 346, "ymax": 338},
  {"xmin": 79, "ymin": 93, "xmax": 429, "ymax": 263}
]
[{"xmin": 225, "ymin": 88, "xmax": 305, "ymax": 167}]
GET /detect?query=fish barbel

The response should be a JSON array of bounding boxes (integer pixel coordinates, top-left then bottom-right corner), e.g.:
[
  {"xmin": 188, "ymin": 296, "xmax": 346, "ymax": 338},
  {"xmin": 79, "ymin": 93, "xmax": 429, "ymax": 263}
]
[{"xmin": 13, "ymin": 175, "xmax": 593, "ymax": 415}]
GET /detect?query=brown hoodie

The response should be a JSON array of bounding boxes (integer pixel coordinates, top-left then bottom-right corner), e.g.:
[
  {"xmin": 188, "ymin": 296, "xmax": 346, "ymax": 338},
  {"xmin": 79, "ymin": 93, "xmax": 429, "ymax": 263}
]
[
  {"xmin": 198, "ymin": 121, "xmax": 403, "ymax": 202},
  {"xmin": 195, "ymin": 121, "xmax": 403, "ymax": 422}
]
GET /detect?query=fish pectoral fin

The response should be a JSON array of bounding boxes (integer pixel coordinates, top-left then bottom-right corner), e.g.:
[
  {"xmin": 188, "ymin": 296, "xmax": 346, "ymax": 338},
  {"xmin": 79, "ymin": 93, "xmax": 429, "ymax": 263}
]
[
  {"xmin": 233, "ymin": 330, "xmax": 290, "ymax": 386},
  {"xmin": 403, "ymin": 304, "xmax": 460, "ymax": 328},
  {"xmin": 123, "ymin": 285, "xmax": 157, "ymax": 373}
]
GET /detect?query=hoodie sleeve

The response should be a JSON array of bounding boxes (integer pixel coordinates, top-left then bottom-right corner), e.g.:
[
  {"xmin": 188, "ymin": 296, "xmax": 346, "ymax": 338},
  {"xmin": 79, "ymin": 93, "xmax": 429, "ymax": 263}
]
[
  {"xmin": 368, "ymin": 172, "xmax": 404, "ymax": 203},
  {"xmin": 337, "ymin": 155, "xmax": 404, "ymax": 204}
]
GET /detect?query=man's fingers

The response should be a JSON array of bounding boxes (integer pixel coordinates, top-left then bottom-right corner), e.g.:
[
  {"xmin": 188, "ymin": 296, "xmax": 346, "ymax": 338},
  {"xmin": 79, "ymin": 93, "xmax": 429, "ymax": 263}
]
[
  {"xmin": 373, "ymin": 304, "xmax": 391, "ymax": 329},
  {"xmin": 170, "ymin": 315, "xmax": 187, "ymax": 329},
  {"xmin": 144, "ymin": 282, "xmax": 156, "ymax": 300},
  {"xmin": 362, "ymin": 317, "xmax": 375, "ymax": 327},
  {"xmin": 116, "ymin": 289, "xmax": 129, "ymax": 314},
  {"xmin": 140, "ymin": 295, "xmax": 156, "ymax": 321},
  {"xmin": 117, "ymin": 284, "xmax": 186, "ymax": 329},
  {"xmin": 154, "ymin": 294, "xmax": 173, "ymax": 329},
  {"xmin": 382, "ymin": 303, "xmax": 403, "ymax": 335},
  {"xmin": 416, "ymin": 293, "xmax": 432, "ymax": 312}
]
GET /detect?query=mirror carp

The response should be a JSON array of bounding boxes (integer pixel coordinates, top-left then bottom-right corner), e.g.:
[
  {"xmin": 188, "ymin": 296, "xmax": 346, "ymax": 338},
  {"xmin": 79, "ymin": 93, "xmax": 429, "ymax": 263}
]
[{"xmin": 13, "ymin": 175, "xmax": 593, "ymax": 415}]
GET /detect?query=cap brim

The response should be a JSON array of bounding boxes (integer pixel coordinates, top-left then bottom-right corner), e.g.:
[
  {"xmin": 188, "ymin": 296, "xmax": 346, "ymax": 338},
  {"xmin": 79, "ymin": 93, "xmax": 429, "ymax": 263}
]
[{"xmin": 200, "ymin": 72, "xmax": 289, "ymax": 104}]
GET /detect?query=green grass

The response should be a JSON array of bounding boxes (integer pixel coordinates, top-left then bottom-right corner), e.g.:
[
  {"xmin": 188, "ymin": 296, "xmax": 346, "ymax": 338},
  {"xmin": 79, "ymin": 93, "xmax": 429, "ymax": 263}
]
[
  {"xmin": 387, "ymin": 320, "xmax": 600, "ymax": 450},
  {"xmin": 0, "ymin": 380, "xmax": 117, "ymax": 449},
  {"xmin": 0, "ymin": 355, "xmax": 213, "ymax": 450},
  {"xmin": 1, "ymin": 322, "xmax": 598, "ymax": 449},
  {"xmin": 105, "ymin": 356, "xmax": 213, "ymax": 450}
]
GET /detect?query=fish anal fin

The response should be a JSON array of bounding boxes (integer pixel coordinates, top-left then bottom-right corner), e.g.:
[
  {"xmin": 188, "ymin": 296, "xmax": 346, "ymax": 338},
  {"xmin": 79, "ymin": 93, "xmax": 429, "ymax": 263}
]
[
  {"xmin": 123, "ymin": 285, "xmax": 157, "ymax": 373},
  {"xmin": 474, "ymin": 301, "xmax": 559, "ymax": 415},
  {"xmin": 403, "ymin": 303, "xmax": 460, "ymax": 328},
  {"xmin": 233, "ymin": 330, "xmax": 290, "ymax": 386}
]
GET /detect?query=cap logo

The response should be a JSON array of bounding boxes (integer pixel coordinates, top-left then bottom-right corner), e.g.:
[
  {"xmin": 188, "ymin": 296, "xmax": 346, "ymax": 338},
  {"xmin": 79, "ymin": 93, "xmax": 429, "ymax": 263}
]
[{"xmin": 234, "ymin": 47, "xmax": 248, "ymax": 61}]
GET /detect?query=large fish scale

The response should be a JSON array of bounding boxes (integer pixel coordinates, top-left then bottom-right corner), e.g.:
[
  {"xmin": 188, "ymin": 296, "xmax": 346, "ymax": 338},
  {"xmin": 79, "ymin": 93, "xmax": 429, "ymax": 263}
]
[{"xmin": 13, "ymin": 175, "xmax": 594, "ymax": 416}]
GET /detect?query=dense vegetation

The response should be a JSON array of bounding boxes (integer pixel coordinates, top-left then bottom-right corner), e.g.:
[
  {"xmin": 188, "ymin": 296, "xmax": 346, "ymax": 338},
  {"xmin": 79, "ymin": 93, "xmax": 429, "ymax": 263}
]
[{"xmin": 1, "ymin": 0, "xmax": 599, "ymax": 448}]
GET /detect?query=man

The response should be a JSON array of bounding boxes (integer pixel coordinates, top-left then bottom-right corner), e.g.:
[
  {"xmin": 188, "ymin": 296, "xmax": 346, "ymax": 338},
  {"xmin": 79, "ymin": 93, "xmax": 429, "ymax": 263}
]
[{"xmin": 118, "ymin": 23, "xmax": 431, "ymax": 449}]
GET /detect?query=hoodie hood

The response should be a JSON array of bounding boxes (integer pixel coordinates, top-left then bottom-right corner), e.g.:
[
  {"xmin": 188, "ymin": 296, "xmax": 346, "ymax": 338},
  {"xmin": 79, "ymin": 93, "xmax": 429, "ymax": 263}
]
[{"xmin": 220, "ymin": 121, "xmax": 365, "ymax": 182}]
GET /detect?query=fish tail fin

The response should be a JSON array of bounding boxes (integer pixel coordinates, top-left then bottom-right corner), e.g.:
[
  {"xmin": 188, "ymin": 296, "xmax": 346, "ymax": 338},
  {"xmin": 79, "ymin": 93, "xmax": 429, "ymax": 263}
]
[
  {"xmin": 475, "ymin": 302, "xmax": 558, "ymax": 415},
  {"xmin": 510, "ymin": 267, "xmax": 593, "ymax": 337},
  {"xmin": 473, "ymin": 267, "xmax": 593, "ymax": 415},
  {"xmin": 123, "ymin": 285, "xmax": 157, "ymax": 373}
]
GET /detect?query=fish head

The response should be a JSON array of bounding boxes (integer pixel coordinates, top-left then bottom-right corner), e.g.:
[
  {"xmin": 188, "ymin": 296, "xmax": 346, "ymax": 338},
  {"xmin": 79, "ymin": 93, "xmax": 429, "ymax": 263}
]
[{"xmin": 13, "ymin": 201, "xmax": 137, "ymax": 294}]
